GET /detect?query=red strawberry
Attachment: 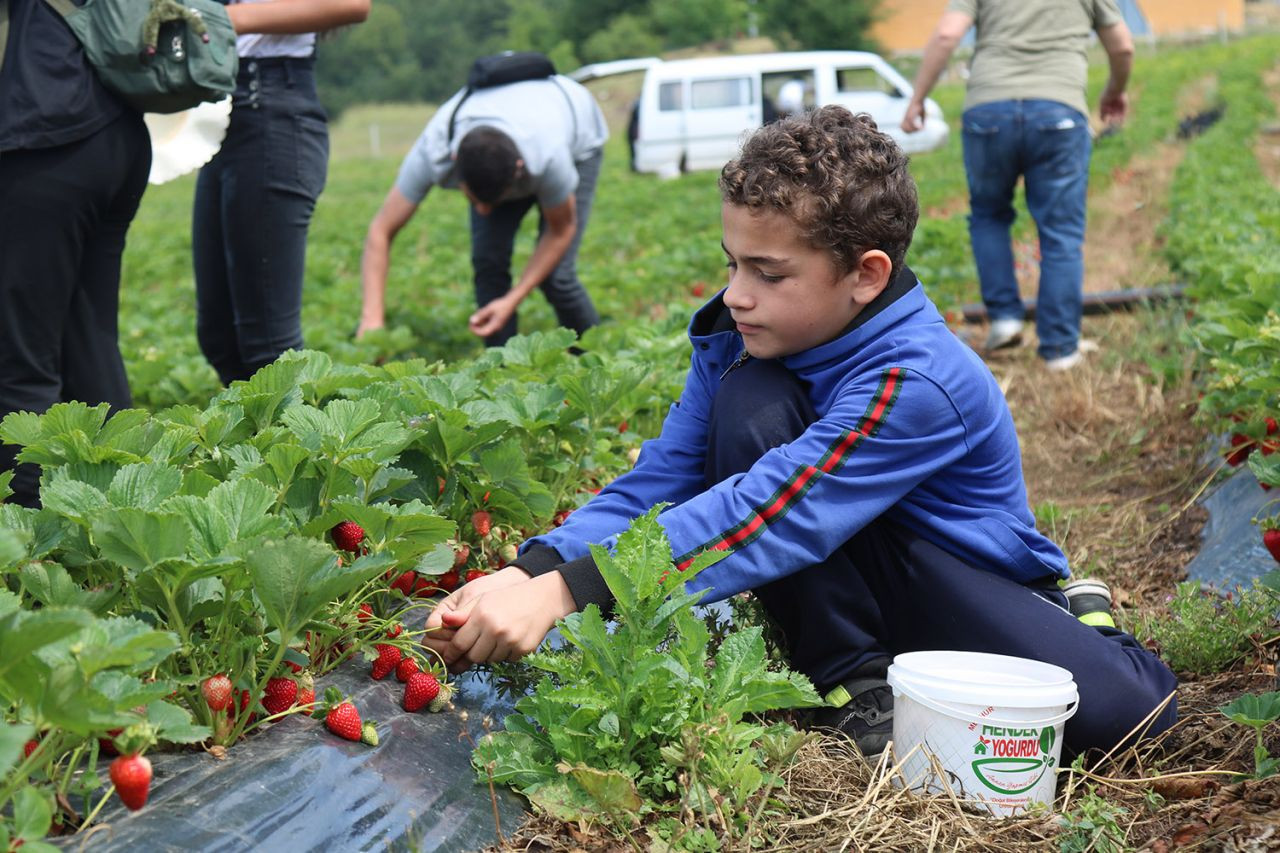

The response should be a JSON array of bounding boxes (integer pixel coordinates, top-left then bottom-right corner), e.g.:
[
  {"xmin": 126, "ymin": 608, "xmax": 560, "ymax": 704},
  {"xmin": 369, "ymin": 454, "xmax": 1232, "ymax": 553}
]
[
  {"xmin": 325, "ymin": 702, "xmax": 362, "ymax": 741},
  {"xmin": 1227, "ymin": 433, "xmax": 1252, "ymax": 466},
  {"xmin": 553, "ymin": 509, "xmax": 571, "ymax": 527},
  {"xmin": 262, "ymin": 677, "xmax": 298, "ymax": 716},
  {"xmin": 453, "ymin": 544, "xmax": 470, "ymax": 569},
  {"xmin": 437, "ymin": 569, "xmax": 460, "ymax": 592},
  {"xmin": 201, "ymin": 674, "xmax": 233, "ymax": 713},
  {"xmin": 465, "ymin": 569, "xmax": 487, "ymax": 583},
  {"xmin": 109, "ymin": 753, "xmax": 152, "ymax": 811},
  {"xmin": 283, "ymin": 660, "xmax": 303, "ymax": 674},
  {"xmin": 412, "ymin": 575, "xmax": 440, "ymax": 597},
  {"xmin": 297, "ymin": 687, "xmax": 316, "ymax": 710},
  {"xmin": 403, "ymin": 671, "xmax": 441, "ymax": 712},
  {"xmin": 618, "ymin": 420, "xmax": 629, "ymax": 434},
  {"xmin": 385, "ymin": 623, "xmax": 403, "ymax": 639},
  {"xmin": 356, "ymin": 603, "xmax": 373, "ymax": 623},
  {"xmin": 691, "ymin": 282, "xmax": 706, "ymax": 297},
  {"xmin": 331, "ymin": 520, "xmax": 366, "ymax": 553},
  {"xmin": 1262, "ymin": 417, "xmax": 1279, "ymax": 456},
  {"xmin": 395, "ymin": 657, "xmax": 420, "ymax": 682},
  {"xmin": 23, "ymin": 739, "xmax": 39, "ymax": 759},
  {"xmin": 370, "ymin": 644, "xmax": 402, "ymax": 680},
  {"xmin": 389, "ymin": 570, "xmax": 416, "ymax": 596},
  {"xmin": 472, "ymin": 510, "xmax": 492, "ymax": 537},
  {"xmin": 1264, "ymin": 528, "xmax": 1280, "ymax": 564}
]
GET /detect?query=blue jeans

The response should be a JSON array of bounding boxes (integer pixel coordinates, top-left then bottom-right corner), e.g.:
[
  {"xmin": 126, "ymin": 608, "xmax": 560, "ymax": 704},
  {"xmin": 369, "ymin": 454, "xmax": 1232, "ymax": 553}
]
[
  {"xmin": 962, "ymin": 100, "xmax": 1091, "ymax": 360},
  {"xmin": 469, "ymin": 149, "xmax": 603, "ymax": 347},
  {"xmin": 193, "ymin": 57, "xmax": 329, "ymax": 385}
]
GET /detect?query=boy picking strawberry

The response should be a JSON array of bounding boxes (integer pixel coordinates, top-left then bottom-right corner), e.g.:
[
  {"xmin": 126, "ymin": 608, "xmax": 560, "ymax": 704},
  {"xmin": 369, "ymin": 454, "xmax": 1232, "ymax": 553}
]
[{"xmin": 424, "ymin": 107, "xmax": 1177, "ymax": 759}]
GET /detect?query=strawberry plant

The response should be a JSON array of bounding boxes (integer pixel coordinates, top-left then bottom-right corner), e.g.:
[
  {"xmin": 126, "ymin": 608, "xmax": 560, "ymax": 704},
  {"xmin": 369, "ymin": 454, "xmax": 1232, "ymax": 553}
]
[
  {"xmin": 1220, "ymin": 691, "xmax": 1280, "ymax": 779},
  {"xmin": 473, "ymin": 508, "xmax": 821, "ymax": 847}
]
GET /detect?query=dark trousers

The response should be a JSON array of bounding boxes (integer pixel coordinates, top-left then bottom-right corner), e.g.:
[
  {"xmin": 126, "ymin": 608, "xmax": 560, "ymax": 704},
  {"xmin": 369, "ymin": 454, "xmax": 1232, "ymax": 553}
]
[
  {"xmin": 469, "ymin": 149, "xmax": 603, "ymax": 347},
  {"xmin": 706, "ymin": 357, "xmax": 1178, "ymax": 755},
  {"xmin": 193, "ymin": 57, "xmax": 328, "ymax": 385},
  {"xmin": 0, "ymin": 111, "xmax": 150, "ymax": 508}
]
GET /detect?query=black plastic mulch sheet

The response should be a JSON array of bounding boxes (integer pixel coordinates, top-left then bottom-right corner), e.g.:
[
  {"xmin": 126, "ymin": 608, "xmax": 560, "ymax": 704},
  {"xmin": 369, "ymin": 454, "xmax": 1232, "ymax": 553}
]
[
  {"xmin": 61, "ymin": 659, "xmax": 524, "ymax": 852},
  {"xmin": 1185, "ymin": 466, "xmax": 1279, "ymax": 590}
]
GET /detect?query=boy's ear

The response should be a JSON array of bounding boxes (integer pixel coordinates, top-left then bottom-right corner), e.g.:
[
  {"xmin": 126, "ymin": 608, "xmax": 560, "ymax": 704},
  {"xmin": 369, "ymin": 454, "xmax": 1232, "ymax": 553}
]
[{"xmin": 849, "ymin": 250, "xmax": 893, "ymax": 306}]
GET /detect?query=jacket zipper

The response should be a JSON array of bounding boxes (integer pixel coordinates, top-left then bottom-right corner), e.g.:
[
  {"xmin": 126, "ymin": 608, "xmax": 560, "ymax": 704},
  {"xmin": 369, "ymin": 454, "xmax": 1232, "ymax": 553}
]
[{"xmin": 720, "ymin": 348, "xmax": 750, "ymax": 380}]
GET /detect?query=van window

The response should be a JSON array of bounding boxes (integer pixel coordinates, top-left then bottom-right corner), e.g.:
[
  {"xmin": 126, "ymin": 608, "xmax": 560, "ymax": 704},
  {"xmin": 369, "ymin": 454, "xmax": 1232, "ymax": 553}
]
[
  {"xmin": 658, "ymin": 81, "xmax": 683, "ymax": 112},
  {"xmin": 837, "ymin": 67, "xmax": 902, "ymax": 97},
  {"xmin": 690, "ymin": 77, "xmax": 753, "ymax": 110}
]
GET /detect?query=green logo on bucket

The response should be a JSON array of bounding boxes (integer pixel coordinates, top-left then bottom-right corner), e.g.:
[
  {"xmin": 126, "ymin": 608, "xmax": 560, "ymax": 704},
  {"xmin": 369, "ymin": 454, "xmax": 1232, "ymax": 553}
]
[{"xmin": 970, "ymin": 725, "xmax": 1053, "ymax": 795}]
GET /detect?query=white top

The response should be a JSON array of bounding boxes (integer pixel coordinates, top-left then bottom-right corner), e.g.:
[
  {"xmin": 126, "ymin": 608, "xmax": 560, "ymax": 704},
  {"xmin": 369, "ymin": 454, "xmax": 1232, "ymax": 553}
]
[
  {"xmin": 395, "ymin": 75, "xmax": 608, "ymax": 209},
  {"xmin": 230, "ymin": 0, "xmax": 317, "ymax": 58}
]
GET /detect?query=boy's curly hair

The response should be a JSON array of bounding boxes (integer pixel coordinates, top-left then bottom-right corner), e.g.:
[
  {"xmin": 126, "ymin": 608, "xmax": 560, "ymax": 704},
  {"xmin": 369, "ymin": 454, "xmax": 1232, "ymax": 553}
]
[{"xmin": 719, "ymin": 106, "xmax": 919, "ymax": 274}]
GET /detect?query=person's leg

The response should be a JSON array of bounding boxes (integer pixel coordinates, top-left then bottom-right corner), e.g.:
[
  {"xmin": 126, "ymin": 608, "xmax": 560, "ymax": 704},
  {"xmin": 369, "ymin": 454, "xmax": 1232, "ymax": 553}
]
[
  {"xmin": 848, "ymin": 522, "xmax": 1178, "ymax": 757},
  {"xmin": 704, "ymin": 357, "xmax": 891, "ymax": 691},
  {"xmin": 61, "ymin": 112, "xmax": 151, "ymax": 410},
  {"xmin": 1021, "ymin": 100, "xmax": 1091, "ymax": 361},
  {"xmin": 470, "ymin": 195, "xmax": 536, "ymax": 347},
  {"xmin": 0, "ymin": 113, "xmax": 149, "ymax": 507},
  {"xmin": 197, "ymin": 59, "xmax": 323, "ymax": 385},
  {"xmin": 537, "ymin": 149, "xmax": 602, "ymax": 337},
  {"xmin": 962, "ymin": 101, "xmax": 1025, "ymax": 334}
]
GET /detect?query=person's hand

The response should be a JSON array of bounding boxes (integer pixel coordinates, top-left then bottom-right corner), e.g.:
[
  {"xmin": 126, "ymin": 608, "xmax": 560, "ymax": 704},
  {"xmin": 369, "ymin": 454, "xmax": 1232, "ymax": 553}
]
[
  {"xmin": 468, "ymin": 293, "xmax": 518, "ymax": 339},
  {"xmin": 1099, "ymin": 89, "xmax": 1128, "ymax": 126},
  {"xmin": 426, "ymin": 571, "xmax": 576, "ymax": 674},
  {"xmin": 356, "ymin": 316, "xmax": 385, "ymax": 339},
  {"xmin": 422, "ymin": 566, "xmax": 530, "ymax": 657},
  {"xmin": 901, "ymin": 100, "xmax": 927, "ymax": 134}
]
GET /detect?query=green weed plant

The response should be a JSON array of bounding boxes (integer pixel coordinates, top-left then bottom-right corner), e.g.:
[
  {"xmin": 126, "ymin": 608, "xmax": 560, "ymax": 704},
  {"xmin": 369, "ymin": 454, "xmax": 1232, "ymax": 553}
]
[
  {"xmin": 472, "ymin": 508, "xmax": 822, "ymax": 849},
  {"xmin": 1136, "ymin": 580, "xmax": 1278, "ymax": 674},
  {"xmin": 1058, "ymin": 788, "xmax": 1131, "ymax": 853}
]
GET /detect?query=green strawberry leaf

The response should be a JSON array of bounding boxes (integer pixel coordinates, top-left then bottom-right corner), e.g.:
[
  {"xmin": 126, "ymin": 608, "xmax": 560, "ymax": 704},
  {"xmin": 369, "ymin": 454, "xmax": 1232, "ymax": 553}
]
[
  {"xmin": 20, "ymin": 561, "xmax": 119, "ymax": 614},
  {"xmin": 92, "ymin": 507, "xmax": 191, "ymax": 571},
  {"xmin": 12, "ymin": 786, "xmax": 53, "ymax": 844},
  {"xmin": 0, "ymin": 525, "xmax": 27, "ymax": 568},
  {"xmin": 0, "ymin": 721, "xmax": 36, "ymax": 777},
  {"xmin": 145, "ymin": 699, "xmax": 213, "ymax": 744},
  {"xmin": 232, "ymin": 537, "xmax": 394, "ymax": 642},
  {"xmin": 1221, "ymin": 691, "xmax": 1280, "ymax": 727},
  {"xmin": 0, "ymin": 469, "xmax": 12, "ymax": 503},
  {"xmin": 0, "ymin": 607, "xmax": 94, "ymax": 682},
  {"xmin": 107, "ymin": 462, "xmax": 184, "ymax": 509}
]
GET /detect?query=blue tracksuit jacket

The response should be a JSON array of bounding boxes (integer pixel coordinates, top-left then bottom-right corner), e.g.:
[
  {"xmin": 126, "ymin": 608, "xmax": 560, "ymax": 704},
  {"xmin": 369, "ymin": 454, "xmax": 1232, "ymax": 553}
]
[{"xmin": 523, "ymin": 279, "xmax": 1069, "ymax": 605}]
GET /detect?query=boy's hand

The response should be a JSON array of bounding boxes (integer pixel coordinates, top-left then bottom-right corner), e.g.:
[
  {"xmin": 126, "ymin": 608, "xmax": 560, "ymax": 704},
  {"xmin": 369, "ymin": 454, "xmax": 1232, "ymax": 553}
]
[
  {"xmin": 468, "ymin": 293, "xmax": 519, "ymax": 338},
  {"xmin": 423, "ymin": 565, "xmax": 530, "ymax": 647},
  {"xmin": 426, "ymin": 572, "xmax": 577, "ymax": 673}
]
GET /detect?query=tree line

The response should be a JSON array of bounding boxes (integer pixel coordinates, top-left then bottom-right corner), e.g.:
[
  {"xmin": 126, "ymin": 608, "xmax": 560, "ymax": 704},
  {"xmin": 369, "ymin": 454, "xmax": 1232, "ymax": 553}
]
[{"xmin": 315, "ymin": 0, "xmax": 882, "ymax": 116}]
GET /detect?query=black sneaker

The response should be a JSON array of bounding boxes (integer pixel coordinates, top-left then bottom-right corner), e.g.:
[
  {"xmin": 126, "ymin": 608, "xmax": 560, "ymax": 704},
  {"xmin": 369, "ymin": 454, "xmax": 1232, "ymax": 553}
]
[
  {"xmin": 808, "ymin": 677, "xmax": 894, "ymax": 757},
  {"xmin": 1063, "ymin": 579, "xmax": 1116, "ymax": 629}
]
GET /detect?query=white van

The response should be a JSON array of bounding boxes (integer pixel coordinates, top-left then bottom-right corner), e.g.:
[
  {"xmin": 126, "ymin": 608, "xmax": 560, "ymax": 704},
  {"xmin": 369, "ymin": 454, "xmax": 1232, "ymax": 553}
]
[{"xmin": 572, "ymin": 51, "xmax": 948, "ymax": 176}]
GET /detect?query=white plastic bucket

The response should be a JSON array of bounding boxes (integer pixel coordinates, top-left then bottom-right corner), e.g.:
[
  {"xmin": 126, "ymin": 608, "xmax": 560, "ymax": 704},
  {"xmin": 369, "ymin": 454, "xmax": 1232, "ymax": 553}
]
[{"xmin": 886, "ymin": 651, "xmax": 1078, "ymax": 816}]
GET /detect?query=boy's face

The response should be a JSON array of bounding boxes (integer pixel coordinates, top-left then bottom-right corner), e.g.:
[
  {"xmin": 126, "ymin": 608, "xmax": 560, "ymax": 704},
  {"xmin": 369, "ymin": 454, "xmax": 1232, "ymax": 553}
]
[{"xmin": 721, "ymin": 203, "xmax": 871, "ymax": 359}]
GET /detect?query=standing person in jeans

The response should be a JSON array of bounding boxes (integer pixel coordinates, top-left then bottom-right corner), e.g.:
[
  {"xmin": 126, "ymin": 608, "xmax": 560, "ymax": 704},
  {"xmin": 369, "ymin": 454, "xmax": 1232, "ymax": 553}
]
[
  {"xmin": 357, "ymin": 71, "xmax": 608, "ymax": 347},
  {"xmin": 194, "ymin": 0, "xmax": 369, "ymax": 386},
  {"xmin": 902, "ymin": 0, "xmax": 1134, "ymax": 371},
  {"xmin": 0, "ymin": 0, "xmax": 151, "ymax": 507}
]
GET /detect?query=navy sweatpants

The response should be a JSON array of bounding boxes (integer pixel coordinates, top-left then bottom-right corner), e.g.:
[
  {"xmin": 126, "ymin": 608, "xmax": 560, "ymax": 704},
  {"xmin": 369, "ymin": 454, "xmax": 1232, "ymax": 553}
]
[{"xmin": 706, "ymin": 357, "xmax": 1178, "ymax": 756}]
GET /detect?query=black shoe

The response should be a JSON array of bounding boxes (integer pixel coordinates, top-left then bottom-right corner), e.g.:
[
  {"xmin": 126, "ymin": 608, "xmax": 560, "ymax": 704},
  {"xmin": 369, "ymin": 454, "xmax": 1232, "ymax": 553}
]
[
  {"xmin": 1063, "ymin": 578, "xmax": 1116, "ymax": 629},
  {"xmin": 808, "ymin": 676, "xmax": 894, "ymax": 757}
]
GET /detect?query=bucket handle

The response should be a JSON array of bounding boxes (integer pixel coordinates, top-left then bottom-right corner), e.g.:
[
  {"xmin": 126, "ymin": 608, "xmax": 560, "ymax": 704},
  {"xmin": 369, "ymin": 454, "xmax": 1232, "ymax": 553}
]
[{"xmin": 894, "ymin": 680, "xmax": 1077, "ymax": 731}]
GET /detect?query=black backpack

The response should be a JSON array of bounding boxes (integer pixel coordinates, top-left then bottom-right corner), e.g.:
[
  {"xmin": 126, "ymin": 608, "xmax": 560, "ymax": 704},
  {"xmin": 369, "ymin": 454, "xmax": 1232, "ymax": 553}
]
[{"xmin": 447, "ymin": 51, "xmax": 566, "ymax": 142}]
